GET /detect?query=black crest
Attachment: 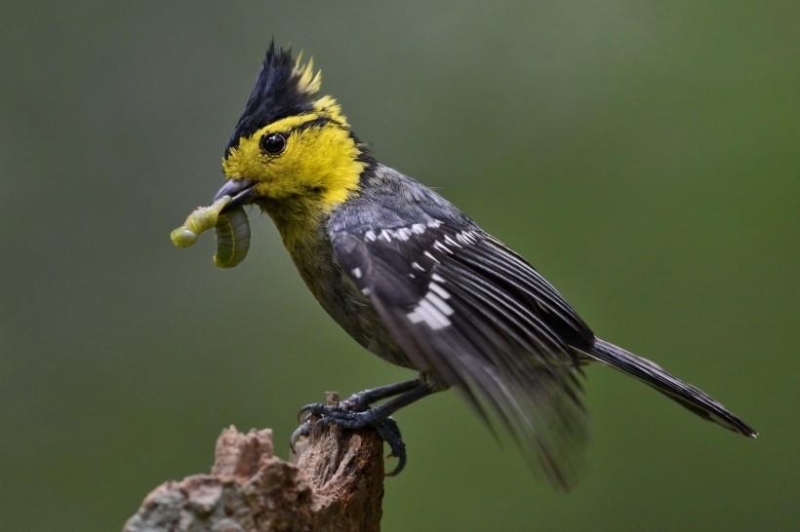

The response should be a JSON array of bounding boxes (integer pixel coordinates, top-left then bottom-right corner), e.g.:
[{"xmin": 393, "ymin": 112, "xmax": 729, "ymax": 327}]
[{"xmin": 226, "ymin": 42, "xmax": 319, "ymax": 152}]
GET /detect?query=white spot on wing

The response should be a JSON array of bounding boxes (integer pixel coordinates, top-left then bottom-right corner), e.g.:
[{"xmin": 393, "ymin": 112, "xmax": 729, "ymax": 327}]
[
  {"xmin": 429, "ymin": 282, "xmax": 450, "ymax": 299},
  {"xmin": 423, "ymin": 251, "xmax": 440, "ymax": 264},
  {"xmin": 365, "ymin": 230, "xmax": 376, "ymax": 242},
  {"xmin": 406, "ymin": 276, "xmax": 456, "ymax": 330},
  {"xmin": 432, "ymin": 240, "xmax": 451, "ymax": 254},
  {"xmin": 456, "ymin": 230, "xmax": 479, "ymax": 245},
  {"xmin": 426, "ymin": 292, "xmax": 454, "ymax": 316},
  {"xmin": 407, "ymin": 298, "xmax": 451, "ymax": 330},
  {"xmin": 352, "ymin": 267, "xmax": 362, "ymax": 279},
  {"xmin": 443, "ymin": 235, "xmax": 461, "ymax": 248}
]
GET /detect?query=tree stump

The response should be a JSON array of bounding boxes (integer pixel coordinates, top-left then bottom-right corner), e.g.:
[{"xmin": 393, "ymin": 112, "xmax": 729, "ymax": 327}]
[{"xmin": 123, "ymin": 421, "xmax": 385, "ymax": 532}]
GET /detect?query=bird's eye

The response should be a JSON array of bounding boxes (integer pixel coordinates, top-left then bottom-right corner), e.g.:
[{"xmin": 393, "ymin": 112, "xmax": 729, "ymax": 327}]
[{"xmin": 260, "ymin": 133, "xmax": 286, "ymax": 155}]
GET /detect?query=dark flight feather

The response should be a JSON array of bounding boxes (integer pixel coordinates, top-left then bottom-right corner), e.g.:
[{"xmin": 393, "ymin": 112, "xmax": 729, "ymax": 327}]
[
  {"xmin": 328, "ymin": 168, "xmax": 756, "ymax": 487},
  {"xmin": 330, "ymin": 219, "xmax": 593, "ymax": 488},
  {"xmin": 582, "ymin": 339, "xmax": 757, "ymax": 437}
]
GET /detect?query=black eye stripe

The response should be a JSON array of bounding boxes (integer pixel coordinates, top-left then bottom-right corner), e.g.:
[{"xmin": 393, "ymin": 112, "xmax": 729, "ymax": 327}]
[
  {"xmin": 294, "ymin": 117, "xmax": 332, "ymax": 131},
  {"xmin": 294, "ymin": 116, "xmax": 353, "ymax": 133}
]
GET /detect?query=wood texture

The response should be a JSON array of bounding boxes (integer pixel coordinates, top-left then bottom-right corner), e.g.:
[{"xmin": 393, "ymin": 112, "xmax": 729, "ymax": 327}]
[{"xmin": 123, "ymin": 422, "xmax": 384, "ymax": 532}]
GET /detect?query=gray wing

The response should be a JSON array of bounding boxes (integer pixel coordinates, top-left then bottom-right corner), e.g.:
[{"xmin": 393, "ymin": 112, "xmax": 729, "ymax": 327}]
[{"xmin": 329, "ymin": 183, "xmax": 596, "ymax": 489}]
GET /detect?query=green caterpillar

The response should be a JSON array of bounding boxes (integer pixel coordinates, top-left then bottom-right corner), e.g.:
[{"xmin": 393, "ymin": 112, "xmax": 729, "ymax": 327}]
[{"xmin": 170, "ymin": 196, "xmax": 251, "ymax": 268}]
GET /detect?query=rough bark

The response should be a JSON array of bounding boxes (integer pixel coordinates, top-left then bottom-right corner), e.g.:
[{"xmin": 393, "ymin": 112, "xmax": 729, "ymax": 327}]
[{"xmin": 123, "ymin": 420, "xmax": 385, "ymax": 532}]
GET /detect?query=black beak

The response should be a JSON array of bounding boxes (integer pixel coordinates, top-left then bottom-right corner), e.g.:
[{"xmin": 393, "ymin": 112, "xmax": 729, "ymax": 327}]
[{"xmin": 213, "ymin": 179, "xmax": 258, "ymax": 208}]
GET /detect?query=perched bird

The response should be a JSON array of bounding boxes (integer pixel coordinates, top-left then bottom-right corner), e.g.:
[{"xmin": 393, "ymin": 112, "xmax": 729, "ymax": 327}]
[{"xmin": 193, "ymin": 43, "xmax": 756, "ymax": 488}]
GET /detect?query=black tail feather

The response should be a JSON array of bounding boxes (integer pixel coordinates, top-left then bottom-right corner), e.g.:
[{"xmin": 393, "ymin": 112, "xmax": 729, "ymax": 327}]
[{"xmin": 583, "ymin": 339, "xmax": 757, "ymax": 438}]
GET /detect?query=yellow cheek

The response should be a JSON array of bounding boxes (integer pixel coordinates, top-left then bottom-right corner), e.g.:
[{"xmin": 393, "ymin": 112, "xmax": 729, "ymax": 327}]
[{"xmin": 223, "ymin": 115, "xmax": 364, "ymax": 208}]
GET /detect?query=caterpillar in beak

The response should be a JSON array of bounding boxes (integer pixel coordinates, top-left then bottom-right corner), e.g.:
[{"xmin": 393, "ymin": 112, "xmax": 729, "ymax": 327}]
[{"xmin": 170, "ymin": 196, "xmax": 251, "ymax": 268}]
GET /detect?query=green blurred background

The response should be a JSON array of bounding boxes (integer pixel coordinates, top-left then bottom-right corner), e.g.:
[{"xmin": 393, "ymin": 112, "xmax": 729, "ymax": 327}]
[{"xmin": 2, "ymin": 1, "xmax": 798, "ymax": 530}]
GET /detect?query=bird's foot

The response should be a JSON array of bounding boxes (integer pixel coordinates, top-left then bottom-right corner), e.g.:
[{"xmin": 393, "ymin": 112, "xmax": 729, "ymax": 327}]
[{"xmin": 291, "ymin": 401, "xmax": 407, "ymax": 476}]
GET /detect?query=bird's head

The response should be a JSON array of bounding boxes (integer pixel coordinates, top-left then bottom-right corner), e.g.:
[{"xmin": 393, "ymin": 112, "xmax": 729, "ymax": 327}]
[{"xmin": 215, "ymin": 43, "xmax": 368, "ymax": 216}]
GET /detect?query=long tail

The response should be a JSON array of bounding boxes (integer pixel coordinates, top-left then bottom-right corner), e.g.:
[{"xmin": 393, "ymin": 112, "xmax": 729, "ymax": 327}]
[{"xmin": 583, "ymin": 338, "xmax": 757, "ymax": 437}]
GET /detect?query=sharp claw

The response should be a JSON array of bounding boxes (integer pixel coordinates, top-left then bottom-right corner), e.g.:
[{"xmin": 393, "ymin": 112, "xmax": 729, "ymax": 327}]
[
  {"xmin": 297, "ymin": 402, "xmax": 324, "ymax": 422},
  {"xmin": 312, "ymin": 417, "xmax": 331, "ymax": 438},
  {"xmin": 385, "ymin": 452, "xmax": 407, "ymax": 477},
  {"xmin": 373, "ymin": 417, "xmax": 407, "ymax": 476},
  {"xmin": 290, "ymin": 420, "xmax": 311, "ymax": 453},
  {"xmin": 291, "ymin": 395, "xmax": 410, "ymax": 477}
]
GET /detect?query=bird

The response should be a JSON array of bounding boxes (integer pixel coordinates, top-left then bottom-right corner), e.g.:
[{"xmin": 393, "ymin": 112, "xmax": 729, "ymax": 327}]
[{"xmin": 190, "ymin": 42, "xmax": 756, "ymax": 489}]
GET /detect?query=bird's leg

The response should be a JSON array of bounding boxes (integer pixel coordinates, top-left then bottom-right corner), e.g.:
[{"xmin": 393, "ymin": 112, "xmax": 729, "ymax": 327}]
[
  {"xmin": 291, "ymin": 379, "xmax": 434, "ymax": 475},
  {"xmin": 337, "ymin": 379, "xmax": 422, "ymax": 411}
]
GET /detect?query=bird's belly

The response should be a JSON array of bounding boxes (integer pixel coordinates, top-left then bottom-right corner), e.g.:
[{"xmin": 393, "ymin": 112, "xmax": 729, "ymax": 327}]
[{"xmin": 289, "ymin": 239, "xmax": 414, "ymax": 370}]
